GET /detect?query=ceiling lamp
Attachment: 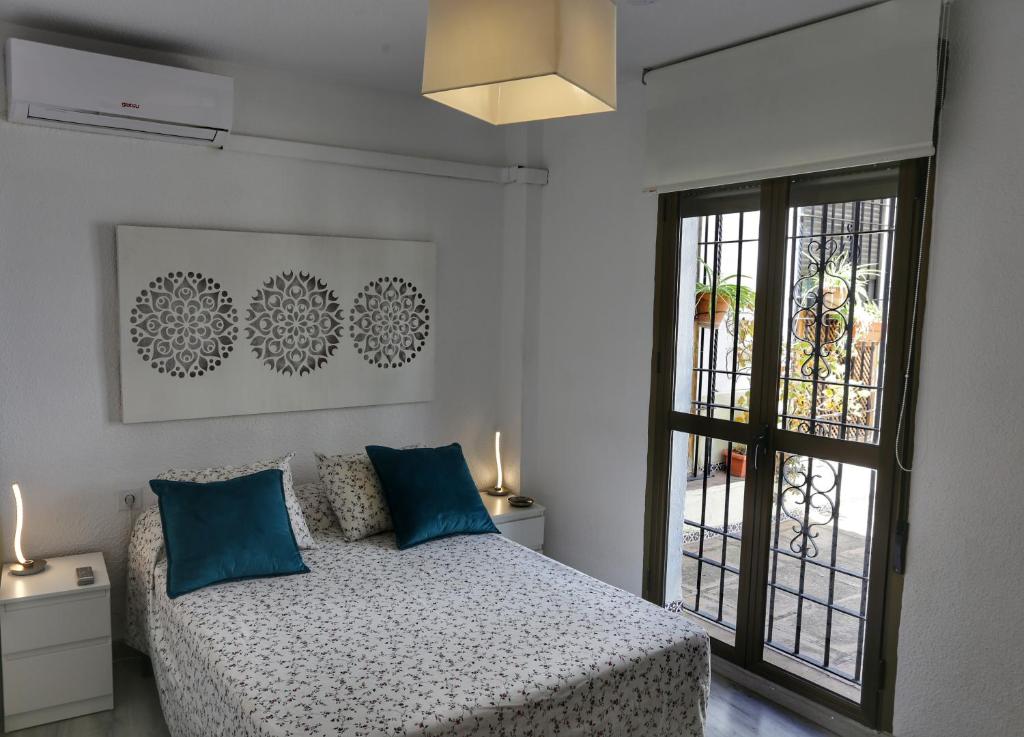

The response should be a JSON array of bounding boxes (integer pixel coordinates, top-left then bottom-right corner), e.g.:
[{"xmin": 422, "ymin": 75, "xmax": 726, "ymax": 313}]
[{"xmin": 422, "ymin": 0, "xmax": 617, "ymax": 125}]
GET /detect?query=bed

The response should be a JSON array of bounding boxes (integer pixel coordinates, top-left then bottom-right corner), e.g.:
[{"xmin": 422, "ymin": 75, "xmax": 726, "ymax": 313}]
[{"xmin": 126, "ymin": 499, "xmax": 710, "ymax": 737}]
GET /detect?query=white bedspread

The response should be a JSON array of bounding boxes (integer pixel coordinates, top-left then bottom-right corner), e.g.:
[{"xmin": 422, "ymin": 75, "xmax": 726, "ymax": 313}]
[{"xmin": 126, "ymin": 507, "xmax": 709, "ymax": 737}]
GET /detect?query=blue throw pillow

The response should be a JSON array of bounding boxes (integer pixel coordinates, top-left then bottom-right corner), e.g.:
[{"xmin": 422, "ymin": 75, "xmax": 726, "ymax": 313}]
[
  {"xmin": 365, "ymin": 443, "xmax": 499, "ymax": 549},
  {"xmin": 149, "ymin": 469, "xmax": 309, "ymax": 598}
]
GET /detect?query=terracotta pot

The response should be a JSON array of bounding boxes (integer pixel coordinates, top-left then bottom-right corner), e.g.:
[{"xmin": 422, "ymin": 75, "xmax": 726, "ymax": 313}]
[
  {"xmin": 695, "ymin": 293, "xmax": 730, "ymax": 328},
  {"xmin": 728, "ymin": 451, "xmax": 748, "ymax": 478}
]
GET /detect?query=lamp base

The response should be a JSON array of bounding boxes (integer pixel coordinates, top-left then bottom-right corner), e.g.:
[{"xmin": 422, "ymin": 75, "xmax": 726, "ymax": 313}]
[
  {"xmin": 9, "ymin": 559, "xmax": 47, "ymax": 576},
  {"xmin": 485, "ymin": 487, "xmax": 510, "ymax": 497}
]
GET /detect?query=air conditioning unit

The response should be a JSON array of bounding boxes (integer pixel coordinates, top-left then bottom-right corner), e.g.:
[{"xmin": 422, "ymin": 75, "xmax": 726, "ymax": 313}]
[{"xmin": 6, "ymin": 38, "xmax": 233, "ymax": 145}]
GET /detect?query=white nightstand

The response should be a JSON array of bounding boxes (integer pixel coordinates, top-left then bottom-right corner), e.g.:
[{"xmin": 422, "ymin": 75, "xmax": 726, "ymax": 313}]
[
  {"xmin": 0, "ymin": 553, "xmax": 113, "ymax": 732},
  {"xmin": 480, "ymin": 493, "xmax": 546, "ymax": 553}
]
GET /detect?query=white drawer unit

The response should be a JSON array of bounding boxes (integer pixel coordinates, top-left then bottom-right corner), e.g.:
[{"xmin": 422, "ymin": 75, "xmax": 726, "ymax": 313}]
[
  {"xmin": 479, "ymin": 493, "xmax": 546, "ymax": 553},
  {"xmin": 0, "ymin": 552, "xmax": 113, "ymax": 732}
]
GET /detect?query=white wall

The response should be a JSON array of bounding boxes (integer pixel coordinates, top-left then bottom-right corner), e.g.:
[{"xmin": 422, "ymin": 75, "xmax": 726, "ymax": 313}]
[
  {"xmin": 893, "ymin": 1, "xmax": 1024, "ymax": 734},
  {"xmin": 0, "ymin": 23, "xmax": 508, "ymax": 633},
  {"xmin": 4, "ymin": 3, "xmax": 1022, "ymax": 729},
  {"xmin": 495, "ymin": 126, "xmax": 544, "ymax": 493},
  {"xmin": 524, "ymin": 2, "xmax": 1024, "ymax": 733},
  {"xmin": 523, "ymin": 80, "xmax": 656, "ymax": 595}
]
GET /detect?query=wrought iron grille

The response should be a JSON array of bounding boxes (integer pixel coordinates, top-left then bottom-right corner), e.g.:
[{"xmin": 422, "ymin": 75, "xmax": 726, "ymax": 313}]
[
  {"xmin": 765, "ymin": 454, "xmax": 876, "ymax": 689},
  {"xmin": 669, "ymin": 434, "xmax": 744, "ymax": 638},
  {"xmin": 668, "ymin": 209, "xmax": 759, "ymax": 639},
  {"xmin": 671, "ymin": 189, "xmax": 894, "ymax": 693},
  {"xmin": 686, "ymin": 211, "xmax": 758, "ymax": 424},
  {"xmin": 654, "ymin": 163, "xmax": 919, "ymax": 717},
  {"xmin": 779, "ymin": 198, "xmax": 897, "ymax": 443}
]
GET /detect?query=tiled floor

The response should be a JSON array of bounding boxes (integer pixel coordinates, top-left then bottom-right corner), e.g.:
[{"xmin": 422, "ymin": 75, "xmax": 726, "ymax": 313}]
[
  {"xmin": 673, "ymin": 527, "xmax": 867, "ymax": 701},
  {"xmin": 671, "ymin": 468, "xmax": 872, "ymax": 701},
  {"xmin": 9, "ymin": 648, "xmax": 837, "ymax": 736}
]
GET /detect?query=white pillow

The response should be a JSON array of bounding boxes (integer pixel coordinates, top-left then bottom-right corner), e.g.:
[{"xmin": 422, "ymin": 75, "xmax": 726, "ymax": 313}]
[
  {"xmin": 157, "ymin": 453, "xmax": 316, "ymax": 550},
  {"xmin": 294, "ymin": 481, "xmax": 339, "ymax": 534},
  {"xmin": 315, "ymin": 452, "xmax": 392, "ymax": 542}
]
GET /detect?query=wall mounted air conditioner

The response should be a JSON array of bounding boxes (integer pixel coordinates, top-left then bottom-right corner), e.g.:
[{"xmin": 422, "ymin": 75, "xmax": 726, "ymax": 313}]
[{"xmin": 6, "ymin": 38, "xmax": 233, "ymax": 145}]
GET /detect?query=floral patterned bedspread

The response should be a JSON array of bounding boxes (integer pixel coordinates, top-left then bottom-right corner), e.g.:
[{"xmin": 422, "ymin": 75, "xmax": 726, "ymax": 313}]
[{"xmin": 127, "ymin": 508, "xmax": 710, "ymax": 737}]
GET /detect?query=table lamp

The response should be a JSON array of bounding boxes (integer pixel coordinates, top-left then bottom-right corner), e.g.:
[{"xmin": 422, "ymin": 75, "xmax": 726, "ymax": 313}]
[
  {"xmin": 486, "ymin": 431, "xmax": 509, "ymax": 497},
  {"xmin": 9, "ymin": 483, "xmax": 46, "ymax": 575}
]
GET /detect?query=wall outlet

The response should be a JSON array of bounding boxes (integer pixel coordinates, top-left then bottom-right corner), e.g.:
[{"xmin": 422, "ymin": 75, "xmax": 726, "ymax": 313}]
[{"xmin": 117, "ymin": 489, "xmax": 141, "ymax": 512}]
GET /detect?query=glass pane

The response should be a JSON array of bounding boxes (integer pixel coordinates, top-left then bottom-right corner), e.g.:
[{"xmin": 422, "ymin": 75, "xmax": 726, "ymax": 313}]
[
  {"xmin": 664, "ymin": 431, "xmax": 747, "ymax": 645},
  {"xmin": 778, "ymin": 195, "xmax": 896, "ymax": 443},
  {"xmin": 763, "ymin": 452, "xmax": 877, "ymax": 701},
  {"xmin": 675, "ymin": 209, "xmax": 760, "ymax": 422}
]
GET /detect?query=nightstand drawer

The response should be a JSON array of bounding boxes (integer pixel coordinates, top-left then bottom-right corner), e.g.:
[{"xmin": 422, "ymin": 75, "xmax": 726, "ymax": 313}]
[
  {"xmin": 1, "ymin": 590, "xmax": 110, "ymax": 655},
  {"xmin": 497, "ymin": 515, "xmax": 544, "ymax": 551},
  {"xmin": 3, "ymin": 640, "xmax": 112, "ymax": 716}
]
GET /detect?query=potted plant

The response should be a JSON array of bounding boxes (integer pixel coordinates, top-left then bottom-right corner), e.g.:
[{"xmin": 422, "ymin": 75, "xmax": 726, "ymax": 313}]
[
  {"xmin": 695, "ymin": 290, "xmax": 731, "ymax": 329},
  {"xmin": 726, "ymin": 444, "xmax": 748, "ymax": 478},
  {"xmin": 694, "ymin": 258, "xmax": 756, "ymax": 328}
]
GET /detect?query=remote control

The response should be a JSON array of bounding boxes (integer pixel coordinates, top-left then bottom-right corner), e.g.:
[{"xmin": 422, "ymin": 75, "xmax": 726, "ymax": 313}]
[{"xmin": 76, "ymin": 566, "xmax": 95, "ymax": 586}]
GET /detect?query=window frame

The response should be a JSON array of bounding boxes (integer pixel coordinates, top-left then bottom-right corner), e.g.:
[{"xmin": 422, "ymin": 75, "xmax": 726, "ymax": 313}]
[{"xmin": 642, "ymin": 158, "xmax": 932, "ymax": 730}]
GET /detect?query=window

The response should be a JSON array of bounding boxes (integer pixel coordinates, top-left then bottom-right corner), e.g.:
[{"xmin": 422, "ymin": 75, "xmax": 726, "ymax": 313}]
[{"xmin": 644, "ymin": 161, "xmax": 929, "ymax": 730}]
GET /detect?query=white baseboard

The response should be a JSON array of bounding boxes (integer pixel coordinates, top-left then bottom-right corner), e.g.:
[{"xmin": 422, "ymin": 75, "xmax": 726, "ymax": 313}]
[{"xmin": 711, "ymin": 656, "xmax": 886, "ymax": 737}]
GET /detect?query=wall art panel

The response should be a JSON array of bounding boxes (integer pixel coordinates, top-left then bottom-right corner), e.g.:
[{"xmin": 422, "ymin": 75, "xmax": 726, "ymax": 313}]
[{"xmin": 117, "ymin": 226, "xmax": 436, "ymax": 423}]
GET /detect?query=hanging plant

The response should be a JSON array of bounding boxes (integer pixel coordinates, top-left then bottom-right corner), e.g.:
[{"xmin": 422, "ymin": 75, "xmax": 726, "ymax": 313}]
[{"xmin": 694, "ymin": 257, "xmax": 756, "ymax": 328}]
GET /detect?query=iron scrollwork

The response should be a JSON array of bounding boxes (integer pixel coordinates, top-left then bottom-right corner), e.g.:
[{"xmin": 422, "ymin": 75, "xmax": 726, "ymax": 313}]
[
  {"xmin": 778, "ymin": 454, "xmax": 839, "ymax": 559},
  {"xmin": 790, "ymin": 232, "xmax": 855, "ymax": 383}
]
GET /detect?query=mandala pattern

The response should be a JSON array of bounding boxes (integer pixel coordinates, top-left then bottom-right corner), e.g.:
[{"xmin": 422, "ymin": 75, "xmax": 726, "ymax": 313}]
[
  {"xmin": 245, "ymin": 271, "xmax": 345, "ymax": 376},
  {"xmin": 349, "ymin": 276, "xmax": 430, "ymax": 368},
  {"xmin": 129, "ymin": 271, "xmax": 238, "ymax": 378}
]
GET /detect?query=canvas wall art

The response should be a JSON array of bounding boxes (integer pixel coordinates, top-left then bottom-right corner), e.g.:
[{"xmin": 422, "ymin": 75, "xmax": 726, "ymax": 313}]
[{"xmin": 117, "ymin": 226, "xmax": 436, "ymax": 423}]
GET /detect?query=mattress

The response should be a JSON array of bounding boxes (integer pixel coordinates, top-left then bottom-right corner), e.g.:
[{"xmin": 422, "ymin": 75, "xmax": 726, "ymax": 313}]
[{"xmin": 126, "ymin": 507, "xmax": 710, "ymax": 737}]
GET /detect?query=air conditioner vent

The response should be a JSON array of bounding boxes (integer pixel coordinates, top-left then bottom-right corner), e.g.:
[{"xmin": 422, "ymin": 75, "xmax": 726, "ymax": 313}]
[{"xmin": 7, "ymin": 39, "xmax": 233, "ymax": 146}]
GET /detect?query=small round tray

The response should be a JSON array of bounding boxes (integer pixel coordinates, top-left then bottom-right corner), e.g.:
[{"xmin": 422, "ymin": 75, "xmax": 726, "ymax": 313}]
[{"xmin": 507, "ymin": 495, "xmax": 535, "ymax": 508}]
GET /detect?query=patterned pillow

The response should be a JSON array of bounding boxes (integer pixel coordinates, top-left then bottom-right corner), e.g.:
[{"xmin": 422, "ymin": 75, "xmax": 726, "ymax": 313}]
[
  {"xmin": 157, "ymin": 454, "xmax": 316, "ymax": 550},
  {"xmin": 294, "ymin": 482, "xmax": 339, "ymax": 534},
  {"xmin": 316, "ymin": 452, "xmax": 393, "ymax": 542}
]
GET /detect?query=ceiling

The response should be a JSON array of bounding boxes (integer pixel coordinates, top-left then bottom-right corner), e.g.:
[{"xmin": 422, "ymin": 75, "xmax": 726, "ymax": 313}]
[{"xmin": 0, "ymin": 0, "xmax": 872, "ymax": 92}]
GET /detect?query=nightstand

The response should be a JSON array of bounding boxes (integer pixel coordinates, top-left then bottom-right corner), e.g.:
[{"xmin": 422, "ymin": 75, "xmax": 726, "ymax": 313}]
[
  {"xmin": 480, "ymin": 493, "xmax": 546, "ymax": 553},
  {"xmin": 0, "ymin": 553, "xmax": 113, "ymax": 731}
]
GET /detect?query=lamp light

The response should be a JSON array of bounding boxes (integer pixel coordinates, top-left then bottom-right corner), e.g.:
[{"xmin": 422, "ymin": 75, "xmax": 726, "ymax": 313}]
[
  {"xmin": 9, "ymin": 483, "xmax": 46, "ymax": 576},
  {"xmin": 422, "ymin": 0, "xmax": 617, "ymax": 125},
  {"xmin": 486, "ymin": 431, "xmax": 510, "ymax": 497}
]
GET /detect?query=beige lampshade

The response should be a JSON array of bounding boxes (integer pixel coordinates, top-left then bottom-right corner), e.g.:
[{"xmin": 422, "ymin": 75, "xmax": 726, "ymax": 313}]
[{"xmin": 422, "ymin": 0, "xmax": 617, "ymax": 125}]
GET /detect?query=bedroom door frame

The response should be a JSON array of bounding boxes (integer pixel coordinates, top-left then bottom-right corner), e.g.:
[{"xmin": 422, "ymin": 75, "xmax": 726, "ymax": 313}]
[{"xmin": 643, "ymin": 158, "xmax": 931, "ymax": 731}]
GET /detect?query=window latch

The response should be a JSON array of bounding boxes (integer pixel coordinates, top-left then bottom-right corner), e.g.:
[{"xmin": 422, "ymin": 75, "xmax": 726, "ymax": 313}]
[{"xmin": 751, "ymin": 426, "xmax": 771, "ymax": 471}]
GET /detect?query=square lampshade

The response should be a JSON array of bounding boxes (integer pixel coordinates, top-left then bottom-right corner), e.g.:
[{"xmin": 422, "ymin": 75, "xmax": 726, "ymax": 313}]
[{"xmin": 422, "ymin": 0, "xmax": 617, "ymax": 125}]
